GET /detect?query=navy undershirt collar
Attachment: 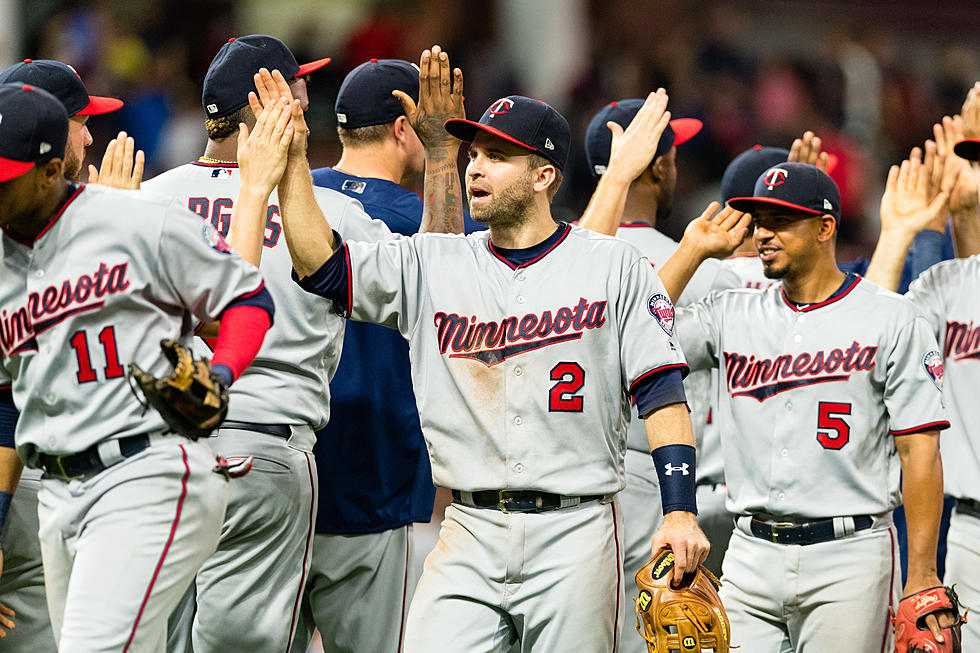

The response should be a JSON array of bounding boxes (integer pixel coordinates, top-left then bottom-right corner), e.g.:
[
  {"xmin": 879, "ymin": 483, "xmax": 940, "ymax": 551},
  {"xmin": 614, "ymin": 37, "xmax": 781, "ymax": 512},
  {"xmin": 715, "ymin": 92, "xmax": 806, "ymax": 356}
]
[
  {"xmin": 784, "ymin": 272, "xmax": 859, "ymax": 309},
  {"xmin": 490, "ymin": 222, "xmax": 567, "ymax": 267}
]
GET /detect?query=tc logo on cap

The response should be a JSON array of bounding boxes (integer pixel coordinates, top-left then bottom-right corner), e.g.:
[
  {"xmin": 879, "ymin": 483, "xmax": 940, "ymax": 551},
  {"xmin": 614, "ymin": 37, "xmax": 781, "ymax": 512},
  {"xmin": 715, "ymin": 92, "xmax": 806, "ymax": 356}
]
[
  {"xmin": 488, "ymin": 98, "xmax": 514, "ymax": 116},
  {"xmin": 764, "ymin": 167, "xmax": 788, "ymax": 190}
]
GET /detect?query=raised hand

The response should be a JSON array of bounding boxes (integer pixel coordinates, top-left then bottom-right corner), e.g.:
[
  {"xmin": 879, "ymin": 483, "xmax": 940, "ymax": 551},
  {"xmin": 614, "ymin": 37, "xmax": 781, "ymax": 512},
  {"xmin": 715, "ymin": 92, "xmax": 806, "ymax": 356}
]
[
  {"xmin": 879, "ymin": 146, "xmax": 951, "ymax": 238},
  {"xmin": 88, "ymin": 131, "xmax": 144, "ymax": 189},
  {"xmin": 681, "ymin": 202, "xmax": 751, "ymax": 260},
  {"xmin": 961, "ymin": 81, "xmax": 980, "ymax": 139},
  {"xmin": 788, "ymin": 130, "xmax": 830, "ymax": 172},
  {"xmin": 249, "ymin": 68, "xmax": 309, "ymax": 157},
  {"xmin": 392, "ymin": 45, "xmax": 464, "ymax": 149},
  {"xmin": 603, "ymin": 88, "xmax": 671, "ymax": 183},
  {"xmin": 237, "ymin": 97, "xmax": 294, "ymax": 198}
]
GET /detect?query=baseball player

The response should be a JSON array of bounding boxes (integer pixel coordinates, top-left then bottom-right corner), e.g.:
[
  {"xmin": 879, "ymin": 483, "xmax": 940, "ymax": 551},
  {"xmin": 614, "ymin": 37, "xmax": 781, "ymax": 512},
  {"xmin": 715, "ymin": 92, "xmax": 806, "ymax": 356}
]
[
  {"xmin": 654, "ymin": 162, "xmax": 955, "ymax": 650},
  {"xmin": 0, "ymin": 82, "xmax": 274, "ymax": 651},
  {"xmin": 140, "ymin": 35, "xmax": 394, "ymax": 653},
  {"xmin": 579, "ymin": 95, "xmax": 740, "ymax": 649},
  {"xmin": 0, "ymin": 57, "xmax": 125, "ymax": 653},
  {"xmin": 292, "ymin": 54, "xmax": 482, "ymax": 653},
  {"xmin": 262, "ymin": 75, "xmax": 710, "ymax": 649},
  {"xmin": 862, "ymin": 138, "xmax": 980, "ymax": 647}
]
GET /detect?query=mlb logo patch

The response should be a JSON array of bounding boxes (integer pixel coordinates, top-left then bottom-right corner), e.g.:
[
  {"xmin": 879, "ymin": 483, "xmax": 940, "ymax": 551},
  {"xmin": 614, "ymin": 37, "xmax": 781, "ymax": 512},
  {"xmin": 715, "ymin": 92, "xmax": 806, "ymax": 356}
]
[
  {"xmin": 201, "ymin": 221, "xmax": 232, "ymax": 255},
  {"xmin": 922, "ymin": 350, "xmax": 944, "ymax": 390},
  {"xmin": 211, "ymin": 168, "xmax": 234, "ymax": 179},
  {"xmin": 647, "ymin": 293, "xmax": 674, "ymax": 336}
]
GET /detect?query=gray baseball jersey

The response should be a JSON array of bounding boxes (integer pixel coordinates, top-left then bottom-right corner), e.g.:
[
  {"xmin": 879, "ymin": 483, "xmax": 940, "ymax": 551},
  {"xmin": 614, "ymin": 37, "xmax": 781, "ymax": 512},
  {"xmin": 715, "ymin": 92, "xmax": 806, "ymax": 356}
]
[
  {"xmin": 337, "ymin": 223, "xmax": 686, "ymax": 495},
  {"xmin": 905, "ymin": 256, "xmax": 980, "ymax": 502},
  {"xmin": 677, "ymin": 276, "xmax": 948, "ymax": 518},
  {"xmin": 0, "ymin": 184, "xmax": 264, "ymax": 457},
  {"xmin": 144, "ymin": 162, "xmax": 390, "ymax": 447}
]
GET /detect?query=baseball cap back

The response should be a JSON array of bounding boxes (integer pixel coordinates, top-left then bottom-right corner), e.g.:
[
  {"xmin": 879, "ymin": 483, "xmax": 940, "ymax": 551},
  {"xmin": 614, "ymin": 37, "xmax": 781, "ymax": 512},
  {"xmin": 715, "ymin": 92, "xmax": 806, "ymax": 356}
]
[
  {"xmin": 445, "ymin": 95, "xmax": 570, "ymax": 172},
  {"xmin": 720, "ymin": 145, "xmax": 791, "ymax": 203},
  {"xmin": 336, "ymin": 59, "xmax": 419, "ymax": 129},
  {"xmin": 728, "ymin": 162, "xmax": 841, "ymax": 221},
  {"xmin": 0, "ymin": 59, "xmax": 123, "ymax": 116},
  {"xmin": 202, "ymin": 35, "xmax": 331, "ymax": 118},
  {"xmin": 584, "ymin": 99, "xmax": 702, "ymax": 178},
  {"xmin": 0, "ymin": 83, "xmax": 69, "ymax": 182}
]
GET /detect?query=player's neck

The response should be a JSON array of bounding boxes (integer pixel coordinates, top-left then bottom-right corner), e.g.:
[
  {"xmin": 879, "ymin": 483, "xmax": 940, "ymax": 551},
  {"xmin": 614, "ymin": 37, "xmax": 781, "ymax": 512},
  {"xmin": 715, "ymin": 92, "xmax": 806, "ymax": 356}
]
[
  {"xmin": 5, "ymin": 180, "xmax": 72, "ymax": 242},
  {"xmin": 621, "ymin": 184, "xmax": 658, "ymax": 227},
  {"xmin": 489, "ymin": 209, "xmax": 559, "ymax": 249},
  {"xmin": 334, "ymin": 145, "xmax": 405, "ymax": 184},
  {"xmin": 781, "ymin": 256, "xmax": 847, "ymax": 304},
  {"xmin": 202, "ymin": 137, "xmax": 239, "ymax": 164}
]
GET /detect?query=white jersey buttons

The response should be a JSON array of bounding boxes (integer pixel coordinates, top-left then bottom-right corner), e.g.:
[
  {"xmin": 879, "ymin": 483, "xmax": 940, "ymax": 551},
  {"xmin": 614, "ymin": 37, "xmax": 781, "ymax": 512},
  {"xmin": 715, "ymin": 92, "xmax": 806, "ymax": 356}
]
[
  {"xmin": 785, "ymin": 402, "xmax": 793, "ymax": 411},
  {"xmin": 517, "ymin": 272, "xmax": 526, "ymax": 281},
  {"xmin": 513, "ymin": 416, "xmax": 523, "ymax": 426},
  {"xmin": 777, "ymin": 492, "xmax": 786, "ymax": 500},
  {"xmin": 781, "ymin": 448, "xmax": 789, "ymax": 457},
  {"xmin": 514, "ymin": 367, "xmax": 523, "ymax": 376},
  {"xmin": 513, "ymin": 462, "xmax": 525, "ymax": 473},
  {"xmin": 34, "ymin": 269, "xmax": 45, "ymax": 278},
  {"xmin": 45, "ymin": 393, "xmax": 57, "ymax": 405},
  {"xmin": 793, "ymin": 334, "xmax": 803, "ymax": 344},
  {"xmin": 517, "ymin": 295, "xmax": 526, "ymax": 304},
  {"xmin": 797, "ymin": 315, "xmax": 806, "ymax": 324}
]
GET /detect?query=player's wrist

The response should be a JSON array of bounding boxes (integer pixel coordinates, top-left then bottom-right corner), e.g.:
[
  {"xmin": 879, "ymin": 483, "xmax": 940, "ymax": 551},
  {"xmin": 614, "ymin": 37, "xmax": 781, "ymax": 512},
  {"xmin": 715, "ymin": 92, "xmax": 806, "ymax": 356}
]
[{"xmin": 652, "ymin": 444, "xmax": 698, "ymax": 515}]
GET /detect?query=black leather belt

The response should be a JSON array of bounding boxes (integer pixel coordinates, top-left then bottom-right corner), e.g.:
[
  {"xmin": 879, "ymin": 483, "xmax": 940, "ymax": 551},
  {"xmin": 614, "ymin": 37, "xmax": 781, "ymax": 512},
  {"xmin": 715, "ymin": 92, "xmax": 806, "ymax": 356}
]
[
  {"xmin": 220, "ymin": 421, "xmax": 291, "ymax": 439},
  {"xmin": 747, "ymin": 515, "xmax": 873, "ymax": 545},
  {"xmin": 956, "ymin": 498, "xmax": 980, "ymax": 520},
  {"xmin": 452, "ymin": 489, "xmax": 604, "ymax": 513},
  {"xmin": 39, "ymin": 434, "xmax": 151, "ymax": 481}
]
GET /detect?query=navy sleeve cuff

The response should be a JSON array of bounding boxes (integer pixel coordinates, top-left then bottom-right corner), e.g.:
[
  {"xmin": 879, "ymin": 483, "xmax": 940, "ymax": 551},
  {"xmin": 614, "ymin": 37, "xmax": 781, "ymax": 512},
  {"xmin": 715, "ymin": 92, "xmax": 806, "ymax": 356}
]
[
  {"xmin": 910, "ymin": 229, "xmax": 946, "ymax": 281},
  {"xmin": 633, "ymin": 368, "xmax": 688, "ymax": 418},
  {"xmin": 221, "ymin": 284, "xmax": 275, "ymax": 325},
  {"xmin": 292, "ymin": 232, "xmax": 349, "ymax": 314},
  {"xmin": 0, "ymin": 389, "xmax": 18, "ymax": 449}
]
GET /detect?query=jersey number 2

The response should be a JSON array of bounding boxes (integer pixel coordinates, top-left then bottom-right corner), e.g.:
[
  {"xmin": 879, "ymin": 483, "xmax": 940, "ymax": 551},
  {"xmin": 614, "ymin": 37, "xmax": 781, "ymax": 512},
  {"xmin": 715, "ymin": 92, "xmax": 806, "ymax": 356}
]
[
  {"xmin": 816, "ymin": 401, "xmax": 851, "ymax": 449},
  {"xmin": 549, "ymin": 362, "xmax": 585, "ymax": 412},
  {"xmin": 70, "ymin": 327, "xmax": 124, "ymax": 384}
]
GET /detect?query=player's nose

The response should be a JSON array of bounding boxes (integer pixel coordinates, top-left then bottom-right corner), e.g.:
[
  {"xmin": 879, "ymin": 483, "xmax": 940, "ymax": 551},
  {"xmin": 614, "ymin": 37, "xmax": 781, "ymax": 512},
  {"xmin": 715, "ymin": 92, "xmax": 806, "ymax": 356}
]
[{"xmin": 83, "ymin": 125, "xmax": 93, "ymax": 147}]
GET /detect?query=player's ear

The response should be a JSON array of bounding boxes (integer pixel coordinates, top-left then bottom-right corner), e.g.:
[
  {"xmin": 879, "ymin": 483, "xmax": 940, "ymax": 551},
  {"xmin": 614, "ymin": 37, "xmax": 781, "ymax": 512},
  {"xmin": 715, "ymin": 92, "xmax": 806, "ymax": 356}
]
[
  {"xmin": 816, "ymin": 215, "xmax": 837, "ymax": 244},
  {"xmin": 38, "ymin": 158, "xmax": 63, "ymax": 189},
  {"xmin": 393, "ymin": 115, "xmax": 411, "ymax": 144},
  {"xmin": 531, "ymin": 163, "xmax": 556, "ymax": 195}
]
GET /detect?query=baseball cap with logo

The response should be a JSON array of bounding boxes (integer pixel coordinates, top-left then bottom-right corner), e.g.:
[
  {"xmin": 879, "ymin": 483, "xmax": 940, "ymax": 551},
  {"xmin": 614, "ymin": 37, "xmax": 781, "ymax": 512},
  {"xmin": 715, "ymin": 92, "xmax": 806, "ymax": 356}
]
[
  {"xmin": 0, "ymin": 83, "xmax": 69, "ymax": 182},
  {"xmin": 335, "ymin": 59, "xmax": 419, "ymax": 129},
  {"xmin": 0, "ymin": 59, "xmax": 123, "ymax": 116},
  {"xmin": 728, "ymin": 162, "xmax": 841, "ymax": 221},
  {"xmin": 720, "ymin": 146, "xmax": 791, "ymax": 203},
  {"xmin": 444, "ymin": 95, "xmax": 570, "ymax": 172},
  {"xmin": 953, "ymin": 138, "xmax": 980, "ymax": 161},
  {"xmin": 202, "ymin": 35, "xmax": 331, "ymax": 118},
  {"xmin": 584, "ymin": 99, "xmax": 702, "ymax": 178}
]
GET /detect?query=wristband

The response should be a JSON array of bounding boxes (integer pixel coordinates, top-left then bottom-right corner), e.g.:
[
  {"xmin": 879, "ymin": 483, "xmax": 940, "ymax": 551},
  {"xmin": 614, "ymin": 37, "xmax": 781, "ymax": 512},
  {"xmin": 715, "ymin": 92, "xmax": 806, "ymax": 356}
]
[
  {"xmin": 0, "ymin": 491, "xmax": 11, "ymax": 544},
  {"xmin": 652, "ymin": 444, "xmax": 698, "ymax": 515}
]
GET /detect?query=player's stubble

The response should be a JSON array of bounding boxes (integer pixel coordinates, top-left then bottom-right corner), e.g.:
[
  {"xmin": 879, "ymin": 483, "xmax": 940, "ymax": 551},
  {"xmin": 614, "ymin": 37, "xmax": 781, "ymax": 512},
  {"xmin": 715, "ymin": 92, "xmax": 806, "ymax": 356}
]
[{"xmin": 467, "ymin": 174, "xmax": 535, "ymax": 229}]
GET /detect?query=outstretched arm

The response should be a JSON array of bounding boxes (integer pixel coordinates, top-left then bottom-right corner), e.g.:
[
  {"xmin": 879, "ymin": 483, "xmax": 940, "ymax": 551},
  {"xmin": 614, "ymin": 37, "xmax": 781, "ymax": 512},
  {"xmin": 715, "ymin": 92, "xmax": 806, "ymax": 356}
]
[
  {"xmin": 393, "ymin": 45, "xmax": 466, "ymax": 235},
  {"xmin": 578, "ymin": 89, "xmax": 670, "ymax": 236}
]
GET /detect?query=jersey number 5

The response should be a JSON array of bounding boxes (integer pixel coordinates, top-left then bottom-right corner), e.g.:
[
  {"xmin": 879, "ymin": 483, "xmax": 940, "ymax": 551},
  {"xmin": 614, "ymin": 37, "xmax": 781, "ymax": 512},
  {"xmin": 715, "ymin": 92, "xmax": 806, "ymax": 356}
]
[
  {"xmin": 549, "ymin": 362, "xmax": 585, "ymax": 412},
  {"xmin": 70, "ymin": 327, "xmax": 124, "ymax": 384},
  {"xmin": 816, "ymin": 401, "xmax": 851, "ymax": 449}
]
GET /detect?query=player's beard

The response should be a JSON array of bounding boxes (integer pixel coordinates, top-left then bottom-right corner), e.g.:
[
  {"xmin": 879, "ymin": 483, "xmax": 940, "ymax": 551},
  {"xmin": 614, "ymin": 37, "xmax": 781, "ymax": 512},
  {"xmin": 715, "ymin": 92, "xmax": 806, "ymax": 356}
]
[
  {"xmin": 468, "ymin": 176, "xmax": 535, "ymax": 229},
  {"xmin": 62, "ymin": 146, "xmax": 83, "ymax": 183}
]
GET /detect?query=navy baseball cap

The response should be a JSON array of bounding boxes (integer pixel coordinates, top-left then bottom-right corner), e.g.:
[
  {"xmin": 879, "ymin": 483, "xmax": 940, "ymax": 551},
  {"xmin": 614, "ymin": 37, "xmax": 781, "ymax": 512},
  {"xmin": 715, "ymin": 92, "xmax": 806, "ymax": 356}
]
[
  {"xmin": 445, "ymin": 96, "xmax": 570, "ymax": 172},
  {"xmin": 720, "ymin": 146, "xmax": 791, "ymax": 203},
  {"xmin": 202, "ymin": 35, "xmax": 331, "ymax": 117},
  {"xmin": 953, "ymin": 138, "xmax": 980, "ymax": 161},
  {"xmin": 0, "ymin": 59, "xmax": 122, "ymax": 116},
  {"xmin": 728, "ymin": 162, "xmax": 841, "ymax": 221},
  {"xmin": 336, "ymin": 58, "xmax": 419, "ymax": 129},
  {"xmin": 584, "ymin": 99, "xmax": 702, "ymax": 178},
  {"xmin": 0, "ymin": 83, "xmax": 69, "ymax": 182}
]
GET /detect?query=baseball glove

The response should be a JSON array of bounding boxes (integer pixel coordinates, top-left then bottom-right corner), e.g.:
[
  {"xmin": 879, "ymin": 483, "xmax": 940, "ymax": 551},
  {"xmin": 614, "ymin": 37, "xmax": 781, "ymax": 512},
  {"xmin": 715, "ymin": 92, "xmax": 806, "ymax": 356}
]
[
  {"xmin": 128, "ymin": 339, "xmax": 228, "ymax": 439},
  {"xmin": 893, "ymin": 586, "xmax": 967, "ymax": 653},
  {"xmin": 634, "ymin": 546, "xmax": 732, "ymax": 653}
]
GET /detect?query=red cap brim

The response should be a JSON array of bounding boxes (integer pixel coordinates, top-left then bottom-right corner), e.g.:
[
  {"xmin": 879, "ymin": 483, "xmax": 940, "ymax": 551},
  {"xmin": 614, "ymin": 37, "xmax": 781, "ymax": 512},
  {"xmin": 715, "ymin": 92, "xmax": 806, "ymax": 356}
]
[
  {"xmin": 953, "ymin": 139, "xmax": 980, "ymax": 161},
  {"xmin": 77, "ymin": 95, "xmax": 124, "ymax": 116},
  {"xmin": 824, "ymin": 152, "xmax": 839, "ymax": 175},
  {"xmin": 296, "ymin": 57, "xmax": 331, "ymax": 77},
  {"xmin": 670, "ymin": 118, "xmax": 702, "ymax": 146},
  {"xmin": 444, "ymin": 119, "xmax": 538, "ymax": 154},
  {"xmin": 0, "ymin": 158, "xmax": 36, "ymax": 182},
  {"xmin": 726, "ymin": 196, "xmax": 822, "ymax": 216}
]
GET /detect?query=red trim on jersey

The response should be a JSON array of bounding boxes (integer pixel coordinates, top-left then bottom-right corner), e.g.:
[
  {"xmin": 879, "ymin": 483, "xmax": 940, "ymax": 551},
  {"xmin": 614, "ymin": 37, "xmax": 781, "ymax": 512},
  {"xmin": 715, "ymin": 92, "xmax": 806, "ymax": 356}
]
[
  {"xmin": 611, "ymin": 501, "xmax": 622, "ymax": 653},
  {"xmin": 397, "ymin": 528, "xmax": 410, "ymax": 652},
  {"xmin": 190, "ymin": 160, "xmax": 240, "ymax": 168},
  {"xmin": 780, "ymin": 275, "xmax": 860, "ymax": 312},
  {"xmin": 4, "ymin": 184, "xmax": 86, "ymax": 247},
  {"xmin": 628, "ymin": 362, "xmax": 689, "ymax": 396},
  {"xmin": 880, "ymin": 527, "xmax": 897, "ymax": 653},
  {"xmin": 124, "ymin": 444, "xmax": 190, "ymax": 652},
  {"xmin": 889, "ymin": 421, "xmax": 950, "ymax": 436},
  {"xmin": 487, "ymin": 223, "xmax": 571, "ymax": 270},
  {"xmin": 617, "ymin": 222, "xmax": 653, "ymax": 229},
  {"xmin": 726, "ymin": 253, "xmax": 759, "ymax": 259},
  {"xmin": 285, "ymin": 451, "xmax": 316, "ymax": 653}
]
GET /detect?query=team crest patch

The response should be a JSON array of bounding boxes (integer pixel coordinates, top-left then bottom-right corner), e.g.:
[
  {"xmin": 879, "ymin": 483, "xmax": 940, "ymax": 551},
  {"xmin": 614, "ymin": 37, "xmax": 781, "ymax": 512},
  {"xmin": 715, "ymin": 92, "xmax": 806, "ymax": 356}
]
[
  {"xmin": 201, "ymin": 221, "xmax": 231, "ymax": 254},
  {"xmin": 922, "ymin": 350, "xmax": 944, "ymax": 390},
  {"xmin": 647, "ymin": 293, "xmax": 674, "ymax": 335}
]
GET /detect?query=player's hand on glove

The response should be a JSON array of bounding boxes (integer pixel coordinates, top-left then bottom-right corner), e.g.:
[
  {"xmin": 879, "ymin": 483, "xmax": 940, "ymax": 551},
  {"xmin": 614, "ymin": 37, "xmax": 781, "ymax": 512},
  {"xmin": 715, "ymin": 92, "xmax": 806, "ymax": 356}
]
[
  {"xmin": 679, "ymin": 202, "xmax": 750, "ymax": 261},
  {"xmin": 879, "ymin": 145, "xmax": 952, "ymax": 238},
  {"xmin": 87, "ymin": 131, "xmax": 144, "ymax": 189},
  {"xmin": 393, "ymin": 45, "xmax": 464, "ymax": 150},
  {"xmin": 787, "ymin": 129, "xmax": 836, "ymax": 173},
  {"xmin": 128, "ymin": 339, "xmax": 229, "ymax": 440},
  {"xmin": 892, "ymin": 581, "xmax": 966, "ymax": 652},
  {"xmin": 249, "ymin": 68, "xmax": 309, "ymax": 158},
  {"xmin": 603, "ymin": 88, "xmax": 672, "ymax": 184},
  {"xmin": 649, "ymin": 511, "xmax": 710, "ymax": 585},
  {"xmin": 238, "ymin": 96, "xmax": 294, "ymax": 197},
  {"xmin": 0, "ymin": 550, "xmax": 15, "ymax": 637}
]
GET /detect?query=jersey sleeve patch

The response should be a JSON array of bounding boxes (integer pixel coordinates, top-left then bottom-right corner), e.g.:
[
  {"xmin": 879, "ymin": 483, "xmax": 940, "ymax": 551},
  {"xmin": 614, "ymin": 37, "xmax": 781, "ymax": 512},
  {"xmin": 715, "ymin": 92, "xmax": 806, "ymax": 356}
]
[
  {"xmin": 647, "ymin": 293, "xmax": 675, "ymax": 336},
  {"xmin": 202, "ymin": 220, "xmax": 232, "ymax": 255},
  {"xmin": 922, "ymin": 350, "xmax": 944, "ymax": 390}
]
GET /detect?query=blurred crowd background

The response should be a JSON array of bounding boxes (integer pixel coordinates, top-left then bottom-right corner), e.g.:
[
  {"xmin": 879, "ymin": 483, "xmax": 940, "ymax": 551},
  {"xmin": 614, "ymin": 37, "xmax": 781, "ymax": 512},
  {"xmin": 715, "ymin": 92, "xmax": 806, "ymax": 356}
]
[{"xmin": 3, "ymin": 0, "xmax": 979, "ymax": 265}]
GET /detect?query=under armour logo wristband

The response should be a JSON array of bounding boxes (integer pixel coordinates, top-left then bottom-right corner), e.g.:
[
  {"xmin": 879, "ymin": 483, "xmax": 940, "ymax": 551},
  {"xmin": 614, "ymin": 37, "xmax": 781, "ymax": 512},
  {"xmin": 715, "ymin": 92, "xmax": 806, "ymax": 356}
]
[{"xmin": 652, "ymin": 444, "xmax": 698, "ymax": 515}]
